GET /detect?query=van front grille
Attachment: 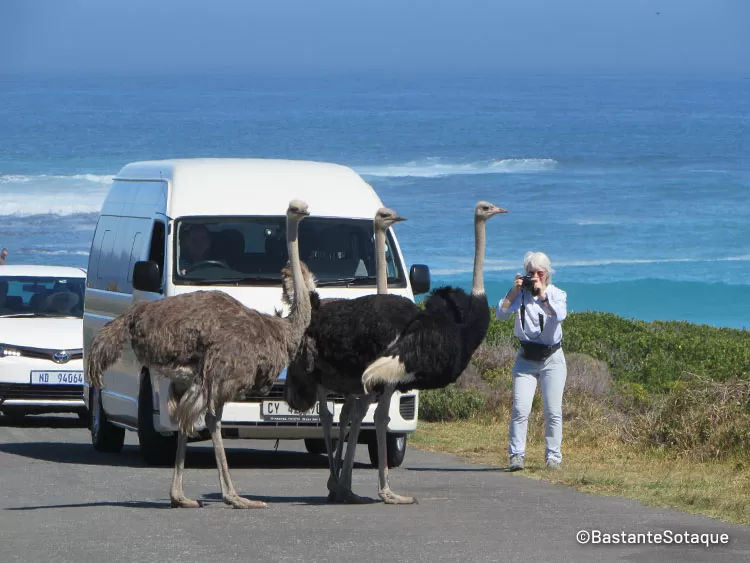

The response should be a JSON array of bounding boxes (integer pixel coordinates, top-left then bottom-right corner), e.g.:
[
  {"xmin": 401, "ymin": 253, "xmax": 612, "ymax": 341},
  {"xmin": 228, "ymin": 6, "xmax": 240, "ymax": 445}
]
[{"xmin": 235, "ymin": 383, "xmax": 346, "ymax": 403}]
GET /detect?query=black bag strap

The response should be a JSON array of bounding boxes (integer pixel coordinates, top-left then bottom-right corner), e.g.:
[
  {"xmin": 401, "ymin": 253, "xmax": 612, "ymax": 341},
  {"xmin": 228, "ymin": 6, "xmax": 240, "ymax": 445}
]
[{"xmin": 520, "ymin": 291, "xmax": 544, "ymax": 340}]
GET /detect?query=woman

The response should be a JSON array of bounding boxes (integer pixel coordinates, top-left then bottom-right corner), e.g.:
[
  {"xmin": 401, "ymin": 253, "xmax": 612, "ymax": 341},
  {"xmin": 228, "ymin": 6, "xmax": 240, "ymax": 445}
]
[{"xmin": 495, "ymin": 251, "xmax": 567, "ymax": 470}]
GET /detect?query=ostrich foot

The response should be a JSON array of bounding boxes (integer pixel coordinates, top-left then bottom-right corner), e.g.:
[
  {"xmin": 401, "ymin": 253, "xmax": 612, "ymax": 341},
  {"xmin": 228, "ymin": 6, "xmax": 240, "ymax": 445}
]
[
  {"xmin": 170, "ymin": 496, "xmax": 202, "ymax": 508},
  {"xmin": 379, "ymin": 488, "xmax": 418, "ymax": 505},
  {"xmin": 328, "ymin": 489, "xmax": 375, "ymax": 504},
  {"xmin": 224, "ymin": 495, "xmax": 268, "ymax": 509}
]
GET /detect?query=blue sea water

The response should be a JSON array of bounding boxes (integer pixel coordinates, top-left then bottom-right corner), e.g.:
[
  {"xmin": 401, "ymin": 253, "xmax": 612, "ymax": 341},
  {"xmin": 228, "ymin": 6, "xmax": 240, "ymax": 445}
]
[{"xmin": 1, "ymin": 72, "xmax": 748, "ymax": 329}]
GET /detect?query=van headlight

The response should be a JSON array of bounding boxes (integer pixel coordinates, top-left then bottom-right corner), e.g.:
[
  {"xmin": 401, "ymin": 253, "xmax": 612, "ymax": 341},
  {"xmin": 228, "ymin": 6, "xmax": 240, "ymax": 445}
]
[{"xmin": 0, "ymin": 345, "xmax": 22, "ymax": 357}]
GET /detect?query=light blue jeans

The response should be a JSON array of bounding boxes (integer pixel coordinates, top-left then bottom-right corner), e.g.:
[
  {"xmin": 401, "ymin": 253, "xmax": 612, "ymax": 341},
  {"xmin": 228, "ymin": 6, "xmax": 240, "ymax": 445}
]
[{"xmin": 508, "ymin": 348, "xmax": 567, "ymax": 463}]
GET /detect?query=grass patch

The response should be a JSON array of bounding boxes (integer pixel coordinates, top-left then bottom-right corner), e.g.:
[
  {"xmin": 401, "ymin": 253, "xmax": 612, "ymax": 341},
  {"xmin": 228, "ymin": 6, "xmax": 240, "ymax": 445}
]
[
  {"xmin": 411, "ymin": 421, "xmax": 750, "ymax": 525},
  {"xmin": 412, "ymin": 312, "xmax": 750, "ymax": 524}
]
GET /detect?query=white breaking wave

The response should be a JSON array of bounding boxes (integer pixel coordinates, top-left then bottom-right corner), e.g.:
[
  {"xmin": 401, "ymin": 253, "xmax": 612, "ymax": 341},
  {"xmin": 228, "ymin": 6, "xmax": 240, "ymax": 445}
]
[
  {"xmin": 356, "ymin": 158, "xmax": 558, "ymax": 178},
  {"xmin": 0, "ymin": 173, "xmax": 114, "ymax": 185},
  {"xmin": 0, "ymin": 173, "xmax": 111, "ymax": 216},
  {"xmin": 33, "ymin": 249, "xmax": 90, "ymax": 256},
  {"xmin": 431, "ymin": 255, "xmax": 750, "ymax": 276}
]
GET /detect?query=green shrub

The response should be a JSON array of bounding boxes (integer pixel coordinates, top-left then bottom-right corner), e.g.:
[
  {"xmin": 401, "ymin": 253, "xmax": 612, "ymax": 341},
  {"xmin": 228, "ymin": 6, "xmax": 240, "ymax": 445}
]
[{"xmin": 419, "ymin": 386, "xmax": 485, "ymax": 422}]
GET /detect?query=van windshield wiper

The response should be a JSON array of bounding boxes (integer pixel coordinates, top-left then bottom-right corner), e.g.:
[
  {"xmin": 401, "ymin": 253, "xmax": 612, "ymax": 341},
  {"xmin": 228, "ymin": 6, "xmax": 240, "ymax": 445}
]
[
  {"xmin": 316, "ymin": 276, "xmax": 398, "ymax": 287},
  {"xmin": 182, "ymin": 276, "xmax": 280, "ymax": 286}
]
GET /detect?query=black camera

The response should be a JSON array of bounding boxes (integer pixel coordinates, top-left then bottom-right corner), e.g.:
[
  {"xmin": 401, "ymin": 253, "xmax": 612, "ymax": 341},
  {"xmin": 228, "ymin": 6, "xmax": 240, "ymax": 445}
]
[{"xmin": 521, "ymin": 275, "xmax": 535, "ymax": 291}]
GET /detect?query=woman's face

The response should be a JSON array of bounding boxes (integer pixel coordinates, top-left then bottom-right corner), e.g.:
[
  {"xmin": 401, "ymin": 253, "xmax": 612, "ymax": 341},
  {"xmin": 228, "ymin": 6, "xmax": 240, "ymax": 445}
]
[{"xmin": 526, "ymin": 267, "xmax": 548, "ymax": 293}]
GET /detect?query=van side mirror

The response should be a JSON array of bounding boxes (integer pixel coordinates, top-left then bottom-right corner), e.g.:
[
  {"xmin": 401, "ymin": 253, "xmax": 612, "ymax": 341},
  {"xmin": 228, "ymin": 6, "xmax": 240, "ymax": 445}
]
[
  {"xmin": 409, "ymin": 264, "xmax": 431, "ymax": 295},
  {"xmin": 133, "ymin": 261, "xmax": 162, "ymax": 293}
]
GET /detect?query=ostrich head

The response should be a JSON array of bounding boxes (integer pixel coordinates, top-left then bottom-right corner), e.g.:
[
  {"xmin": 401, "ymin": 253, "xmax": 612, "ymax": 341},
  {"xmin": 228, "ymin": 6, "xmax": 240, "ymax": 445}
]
[
  {"xmin": 475, "ymin": 201, "xmax": 507, "ymax": 220},
  {"xmin": 287, "ymin": 199, "xmax": 310, "ymax": 221},
  {"xmin": 374, "ymin": 207, "xmax": 407, "ymax": 231}
]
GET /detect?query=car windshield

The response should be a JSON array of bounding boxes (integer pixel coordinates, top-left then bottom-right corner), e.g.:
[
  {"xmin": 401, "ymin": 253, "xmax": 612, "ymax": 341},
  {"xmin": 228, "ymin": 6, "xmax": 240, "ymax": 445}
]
[
  {"xmin": 0, "ymin": 276, "xmax": 85, "ymax": 318},
  {"xmin": 174, "ymin": 216, "xmax": 406, "ymax": 287}
]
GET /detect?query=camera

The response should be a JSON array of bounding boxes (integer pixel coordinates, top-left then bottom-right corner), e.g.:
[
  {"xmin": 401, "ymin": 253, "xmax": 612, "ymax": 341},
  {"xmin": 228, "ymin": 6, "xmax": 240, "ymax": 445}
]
[{"xmin": 521, "ymin": 275, "xmax": 535, "ymax": 291}]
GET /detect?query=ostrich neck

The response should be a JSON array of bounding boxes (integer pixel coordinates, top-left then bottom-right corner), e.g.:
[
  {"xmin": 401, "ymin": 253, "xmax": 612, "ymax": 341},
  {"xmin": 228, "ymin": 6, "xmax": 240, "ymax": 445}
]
[
  {"xmin": 472, "ymin": 217, "xmax": 486, "ymax": 296},
  {"xmin": 286, "ymin": 217, "xmax": 311, "ymax": 345},
  {"xmin": 375, "ymin": 227, "xmax": 387, "ymax": 295}
]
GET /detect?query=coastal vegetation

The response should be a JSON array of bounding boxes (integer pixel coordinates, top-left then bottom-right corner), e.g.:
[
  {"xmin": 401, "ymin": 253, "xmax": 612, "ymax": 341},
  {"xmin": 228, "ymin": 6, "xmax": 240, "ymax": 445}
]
[{"xmin": 413, "ymin": 312, "xmax": 750, "ymax": 524}]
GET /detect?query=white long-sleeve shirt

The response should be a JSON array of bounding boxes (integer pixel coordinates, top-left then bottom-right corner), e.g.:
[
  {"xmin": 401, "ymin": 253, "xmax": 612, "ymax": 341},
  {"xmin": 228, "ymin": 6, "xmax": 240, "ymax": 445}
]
[{"xmin": 495, "ymin": 284, "xmax": 567, "ymax": 345}]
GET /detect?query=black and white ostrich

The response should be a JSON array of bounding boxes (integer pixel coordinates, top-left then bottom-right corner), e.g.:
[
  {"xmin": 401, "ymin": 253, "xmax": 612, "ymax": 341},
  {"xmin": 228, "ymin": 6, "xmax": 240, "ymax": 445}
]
[
  {"xmin": 86, "ymin": 200, "xmax": 312, "ymax": 509},
  {"xmin": 361, "ymin": 201, "xmax": 507, "ymax": 503},
  {"xmin": 283, "ymin": 207, "xmax": 420, "ymax": 503}
]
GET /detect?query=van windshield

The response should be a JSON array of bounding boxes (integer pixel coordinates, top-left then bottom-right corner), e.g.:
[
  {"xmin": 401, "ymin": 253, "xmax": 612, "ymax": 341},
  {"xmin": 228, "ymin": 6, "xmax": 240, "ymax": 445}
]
[{"xmin": 174, "ymin": 216, "xmax": 406, "ymax": 287}]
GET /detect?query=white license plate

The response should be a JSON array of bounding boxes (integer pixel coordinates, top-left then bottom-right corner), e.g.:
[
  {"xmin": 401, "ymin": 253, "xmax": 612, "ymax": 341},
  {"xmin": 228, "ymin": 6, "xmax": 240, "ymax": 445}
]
[
  {"xmin": 261, "ymin": 400, "xmax": 334, "ymax": 422},
  {"xmin": 30, "ymin": 371, "xmax": 84, "ymax": 385}
]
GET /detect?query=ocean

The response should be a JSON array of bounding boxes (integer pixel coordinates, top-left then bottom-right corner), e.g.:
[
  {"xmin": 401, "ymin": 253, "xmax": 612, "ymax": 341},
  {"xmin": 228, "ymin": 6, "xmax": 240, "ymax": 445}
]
[{"xmin": 1, "ymin": 72, "xmax": 748, "ymax": 329}]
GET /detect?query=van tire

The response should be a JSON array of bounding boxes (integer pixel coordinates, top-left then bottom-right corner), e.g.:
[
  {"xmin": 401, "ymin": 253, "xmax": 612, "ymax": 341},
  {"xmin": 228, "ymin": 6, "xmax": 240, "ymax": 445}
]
[
  {"xmin": 90, "ymin": 387, "xmax": 125, "ymax": 453},
  {"xmin": 367, "ymin": 432, "xmax": 407, "ymax": 468},
  {"xmin": 138, "ymin": 374, "xmax": 178, "ymax": 467}
]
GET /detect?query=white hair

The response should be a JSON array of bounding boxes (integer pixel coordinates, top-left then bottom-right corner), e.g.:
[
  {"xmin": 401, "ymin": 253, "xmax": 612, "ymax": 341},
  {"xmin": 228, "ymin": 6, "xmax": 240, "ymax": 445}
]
[{"xmin": 523, "ymin": 251, "xmax": 554, "ymax": 284}]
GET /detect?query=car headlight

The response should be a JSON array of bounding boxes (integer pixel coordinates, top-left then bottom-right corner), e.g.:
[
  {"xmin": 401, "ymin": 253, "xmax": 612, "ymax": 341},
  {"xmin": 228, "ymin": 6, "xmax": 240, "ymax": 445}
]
[{"xmin": 0, "ymin": 345, "xmax": 22, "ymax": 357}]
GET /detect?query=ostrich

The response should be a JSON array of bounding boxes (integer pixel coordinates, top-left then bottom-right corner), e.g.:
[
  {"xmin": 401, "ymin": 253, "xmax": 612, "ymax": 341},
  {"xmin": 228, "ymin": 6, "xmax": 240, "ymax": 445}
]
[
  {"xmin": 86, "ymin": 199, "xmax": 312, "ymax": 509},
  {"xmin": 361, "ymin": 201, "xmax": 507, "ymax": 503},
  {"xmin": 283, "ymin": 207, "xmax": 420, "ymax": 503}
]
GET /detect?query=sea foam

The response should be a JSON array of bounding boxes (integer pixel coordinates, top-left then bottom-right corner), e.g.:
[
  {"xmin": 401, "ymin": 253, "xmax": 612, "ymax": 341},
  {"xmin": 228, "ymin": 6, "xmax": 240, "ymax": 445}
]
[{"xmin": 356, "ymin": 158, "xmax": 558, "ymax": 178}]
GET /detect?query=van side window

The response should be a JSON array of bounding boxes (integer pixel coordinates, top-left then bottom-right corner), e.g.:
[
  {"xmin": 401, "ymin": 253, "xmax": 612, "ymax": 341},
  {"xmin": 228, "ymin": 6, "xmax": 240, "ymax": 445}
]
[{"xmin": 148, "ymin": 221, "xmax": 166, "ymax": 280}]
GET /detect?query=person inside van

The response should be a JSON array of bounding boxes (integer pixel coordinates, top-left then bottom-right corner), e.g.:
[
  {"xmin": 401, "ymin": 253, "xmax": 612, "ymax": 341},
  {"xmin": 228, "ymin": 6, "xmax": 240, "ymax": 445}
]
[{"xmin": 179, "ymin": 224, "xmax": 214, "ymax": 274}]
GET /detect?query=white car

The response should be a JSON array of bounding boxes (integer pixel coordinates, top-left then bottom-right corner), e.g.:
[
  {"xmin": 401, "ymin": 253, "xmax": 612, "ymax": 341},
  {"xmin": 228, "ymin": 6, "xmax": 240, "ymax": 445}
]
[{"xmin": 0, "ymin": 265, "xmax": 87, "ymax": 420}]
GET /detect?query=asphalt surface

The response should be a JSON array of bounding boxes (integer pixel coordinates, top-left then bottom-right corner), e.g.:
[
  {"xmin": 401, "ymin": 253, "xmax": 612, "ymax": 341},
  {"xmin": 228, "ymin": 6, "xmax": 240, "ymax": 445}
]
[{"xmin": 0, "ymin": 414, "xmax": 748, "ymax": 563}]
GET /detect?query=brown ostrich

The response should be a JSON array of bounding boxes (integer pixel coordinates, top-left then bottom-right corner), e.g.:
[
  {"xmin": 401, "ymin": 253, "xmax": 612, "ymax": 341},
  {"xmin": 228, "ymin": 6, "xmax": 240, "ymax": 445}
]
[{"xmin": 86, "ymin": 199, "xmax": 312, "ymax": 509}]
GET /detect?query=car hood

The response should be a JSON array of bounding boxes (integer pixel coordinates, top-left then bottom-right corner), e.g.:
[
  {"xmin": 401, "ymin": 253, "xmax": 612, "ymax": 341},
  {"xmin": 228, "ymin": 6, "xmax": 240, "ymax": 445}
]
[{"xmin": 0, "ymin": 317, "xmax": 83, "ymax": 349}]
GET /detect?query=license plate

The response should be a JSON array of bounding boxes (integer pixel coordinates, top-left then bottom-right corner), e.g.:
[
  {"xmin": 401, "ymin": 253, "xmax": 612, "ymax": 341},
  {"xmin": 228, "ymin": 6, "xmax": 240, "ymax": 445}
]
[
  {"xmin": 261, "ymin": 400, "xmax": 334, "ymax": 422},
  {"xmin": 30, "ymin": 371, "xmax": 84, "ymax": 385}
]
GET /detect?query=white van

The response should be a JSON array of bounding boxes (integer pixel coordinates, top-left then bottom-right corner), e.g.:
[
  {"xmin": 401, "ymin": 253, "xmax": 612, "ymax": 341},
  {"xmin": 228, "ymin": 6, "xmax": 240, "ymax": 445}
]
[{"xmin": 83, "ymin": 158, "xmax": 430, "ymax": 467}]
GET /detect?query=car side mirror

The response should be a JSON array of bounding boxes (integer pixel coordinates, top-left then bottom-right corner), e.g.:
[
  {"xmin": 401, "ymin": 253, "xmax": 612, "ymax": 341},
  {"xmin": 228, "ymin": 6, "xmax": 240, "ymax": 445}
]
[
  {"xmin": 409, "ymin": 264, "xmax": 430, "ymax": 295},
  {"xmin": 133, "ymin": 261, "xmax": 162, "ymax": 293}
]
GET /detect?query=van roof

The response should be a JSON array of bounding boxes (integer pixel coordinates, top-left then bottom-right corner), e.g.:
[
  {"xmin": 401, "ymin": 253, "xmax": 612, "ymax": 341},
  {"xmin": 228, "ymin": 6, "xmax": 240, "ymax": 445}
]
[{"xmin": 115, "ymin": 158, "xmax": 385, "ymax": 219}]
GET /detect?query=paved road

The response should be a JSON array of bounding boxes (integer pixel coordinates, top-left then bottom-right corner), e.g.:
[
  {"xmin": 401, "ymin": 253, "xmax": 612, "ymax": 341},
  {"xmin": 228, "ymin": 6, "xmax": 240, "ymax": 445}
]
[{"xmin": 0, "ymin": 414, "xmax": 748, "ymax": 563}]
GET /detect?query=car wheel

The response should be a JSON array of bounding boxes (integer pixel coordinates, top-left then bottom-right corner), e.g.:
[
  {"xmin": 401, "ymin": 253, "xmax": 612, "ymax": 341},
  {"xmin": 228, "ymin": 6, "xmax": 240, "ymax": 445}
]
[
  {"xmin": 90, "ymin": 387, "xmax": 125, "ymax": 452},
  {"xmin": 368, "ymin": 432, "xmax": 407, "ymax": 468},
  {"xmin": 138, "ymin": 374, "xmax": 177, "ymax": 466}
]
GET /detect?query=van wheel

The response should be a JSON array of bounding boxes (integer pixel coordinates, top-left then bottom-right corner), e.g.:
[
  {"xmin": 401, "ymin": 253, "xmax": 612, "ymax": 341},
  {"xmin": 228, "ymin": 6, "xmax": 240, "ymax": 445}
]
[
  {"xmin": 368, "ymin": 432, "xmax": 407, "ymax": 468},
  {"xmin": 90, "ymin": 388, "xmax": 125, "ymax": 453},
  {"xmin": 138, "ymin": 374, "xmax": 177, "ymax": 466},
  {"xmin": 304, "ymin": 438, "xmax": 339, "ymax": 455}
]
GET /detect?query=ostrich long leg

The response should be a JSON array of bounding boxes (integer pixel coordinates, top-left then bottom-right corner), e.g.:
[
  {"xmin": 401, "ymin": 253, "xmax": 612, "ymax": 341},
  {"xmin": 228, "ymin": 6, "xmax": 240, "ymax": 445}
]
[
  {"xmin": 326, "ymin": 394, "xmax": 355, "ymax": 499},
  {"xmin": 206, "ymin": 408, "xmax": 266, "ymax": 509},
  {"xmin": 375, "ymin": 388, "xmax": 416, "ymax": 504},
  {"xmin": 170, "ymin": 432, "xmax": 200, "ymax": 508},
  {"xmin": 330, "ymin": 395, "xmax": 355, "ymax": 483},
  {"xmin": 333, "ymin": 395, "xmax": 373, "ymax": 504},
  {"xmin": 317, "ymin": 386, "xmax": 339, "ymax": 495}
]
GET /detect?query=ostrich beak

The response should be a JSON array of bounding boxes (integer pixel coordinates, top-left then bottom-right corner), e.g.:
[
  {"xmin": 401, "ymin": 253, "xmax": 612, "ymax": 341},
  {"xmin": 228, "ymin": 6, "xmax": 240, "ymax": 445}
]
[{"xmin": 491, "ymin": 206, "xmax": 508, "ymax": 215}]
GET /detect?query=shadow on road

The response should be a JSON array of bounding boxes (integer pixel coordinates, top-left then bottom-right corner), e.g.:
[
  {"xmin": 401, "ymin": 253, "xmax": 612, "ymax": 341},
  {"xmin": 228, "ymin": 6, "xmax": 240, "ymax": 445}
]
[
  {"xmin": 0, "ymin": 414, "xmax": 87, "ymax": 429},
  {"xmin": 407, "ymin": 466, "xmax": 507, "ymax": 472},
  {"xmin": 0, "ymin": 440, "xmax": 371, "ymax": 470},
  {"xmin": 6, "ymin": 493, "xmax": 345, "ymax": 511}
]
